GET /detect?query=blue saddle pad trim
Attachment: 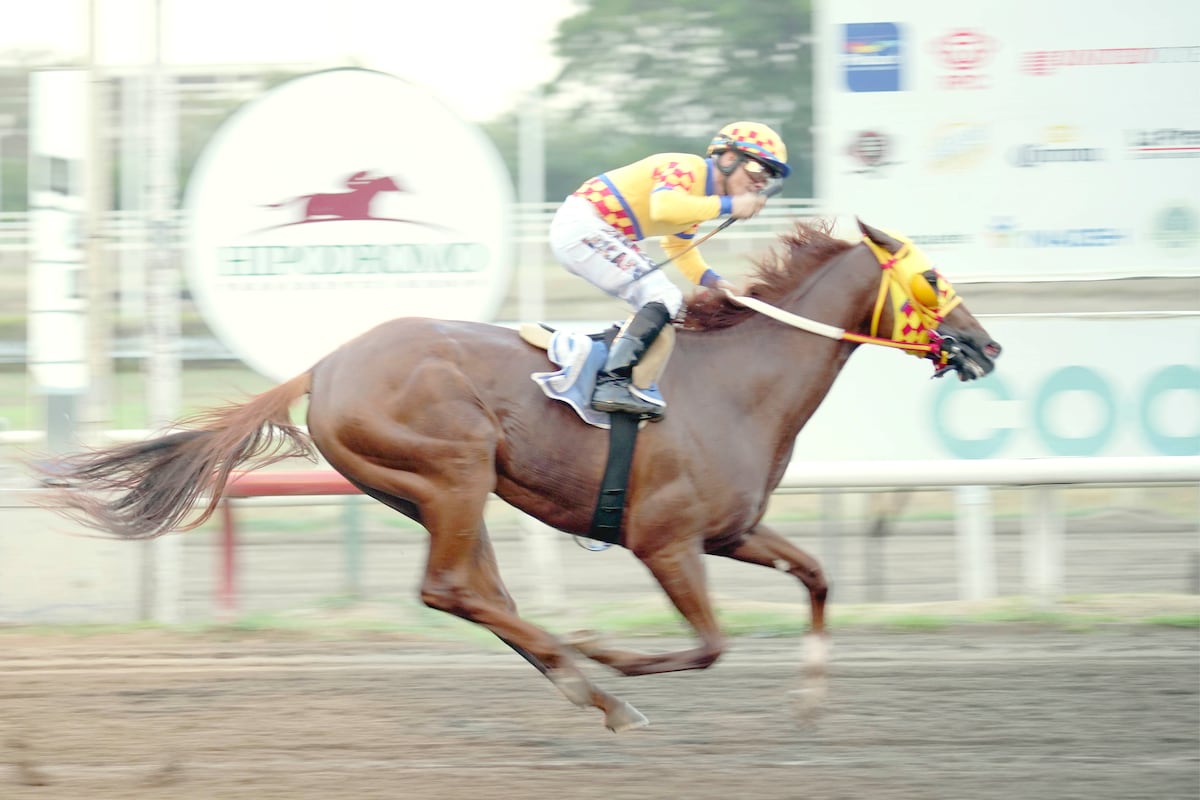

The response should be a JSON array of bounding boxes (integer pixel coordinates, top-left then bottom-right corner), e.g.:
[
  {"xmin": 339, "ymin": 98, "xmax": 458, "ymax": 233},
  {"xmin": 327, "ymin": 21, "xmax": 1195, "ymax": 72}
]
[{"xmin": 531, "ymin": 331, "xmax": 665, "ymax": 429}]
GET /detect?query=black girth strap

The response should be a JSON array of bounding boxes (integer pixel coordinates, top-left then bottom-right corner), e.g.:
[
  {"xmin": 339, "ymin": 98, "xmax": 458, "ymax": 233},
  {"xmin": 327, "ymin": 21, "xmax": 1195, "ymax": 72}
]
[{"xmin": 588, "ymin": 412, "xmax": 640, "ymax": 545}]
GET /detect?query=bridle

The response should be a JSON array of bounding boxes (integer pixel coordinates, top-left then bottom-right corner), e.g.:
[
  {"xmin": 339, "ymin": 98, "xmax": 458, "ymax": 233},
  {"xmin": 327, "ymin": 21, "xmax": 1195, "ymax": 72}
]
[{"xmin": 723, "ymin": 234, "xmax": 970, "ymax": 376}]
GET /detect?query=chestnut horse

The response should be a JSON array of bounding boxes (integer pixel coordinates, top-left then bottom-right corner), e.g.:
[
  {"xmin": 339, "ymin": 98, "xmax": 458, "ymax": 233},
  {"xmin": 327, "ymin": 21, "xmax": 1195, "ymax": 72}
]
[{"xmin": 41, "ymin": 220, "xmax": 1001, "ymax": 732}]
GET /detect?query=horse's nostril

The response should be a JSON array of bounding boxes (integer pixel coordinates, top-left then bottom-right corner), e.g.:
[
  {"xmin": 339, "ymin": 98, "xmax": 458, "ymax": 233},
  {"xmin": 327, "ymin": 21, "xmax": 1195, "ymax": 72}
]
[{"xmin": 985, "ymin": 342, "xmax": 1002, "ymax": 358}]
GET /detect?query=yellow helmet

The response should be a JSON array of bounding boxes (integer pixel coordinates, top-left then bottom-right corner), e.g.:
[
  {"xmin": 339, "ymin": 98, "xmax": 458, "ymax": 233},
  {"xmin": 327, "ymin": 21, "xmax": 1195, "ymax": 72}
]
[{"xmin": 706, "ymin": 121, "xmax": 790, "ymax": 178}]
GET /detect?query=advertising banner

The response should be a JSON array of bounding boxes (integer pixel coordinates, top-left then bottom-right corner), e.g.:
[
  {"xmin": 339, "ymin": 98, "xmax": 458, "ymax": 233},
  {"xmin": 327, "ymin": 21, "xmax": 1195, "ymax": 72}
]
[
  {"xmin": 815, "ymin": 1, "xmax": 1200, "ymax": 281},
  {"xmin": 793, "ymin": 315, "xmax": 1200, "ymax": 461}
]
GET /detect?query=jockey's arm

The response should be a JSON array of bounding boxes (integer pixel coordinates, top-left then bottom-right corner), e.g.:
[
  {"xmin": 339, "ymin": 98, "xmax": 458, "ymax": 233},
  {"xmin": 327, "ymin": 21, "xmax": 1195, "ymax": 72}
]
[
  {"xmin": 646, "ymin": 163, "xmax": 736, "ymax": 289},
  {"xmin": 660, "ymin": 227, "xmax": 722, "ymax": 288},
  {"xmin": 648, "ymin": 184, "xmax": 727, "ymax": 227}
]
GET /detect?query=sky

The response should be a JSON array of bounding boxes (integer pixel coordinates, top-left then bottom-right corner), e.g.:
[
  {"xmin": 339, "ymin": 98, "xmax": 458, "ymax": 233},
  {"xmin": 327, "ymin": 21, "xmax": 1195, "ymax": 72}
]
[{"xmin": 0, "ymin": 0, "xmax": 578, "ymax": 121}]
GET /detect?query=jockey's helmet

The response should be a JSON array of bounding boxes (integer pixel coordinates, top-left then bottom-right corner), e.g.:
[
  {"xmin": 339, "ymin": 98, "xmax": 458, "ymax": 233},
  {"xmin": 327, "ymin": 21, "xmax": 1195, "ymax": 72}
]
[{"xmin": 706, "ymin": 121, "xmax": 790, "ymax": 178}]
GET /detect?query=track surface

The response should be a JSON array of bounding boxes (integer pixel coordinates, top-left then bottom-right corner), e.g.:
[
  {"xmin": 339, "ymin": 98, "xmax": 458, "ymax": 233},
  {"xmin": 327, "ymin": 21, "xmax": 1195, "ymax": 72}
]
[{"xmin": 2, "ymin": 627, "xmax": 1197, "ymax": 799}]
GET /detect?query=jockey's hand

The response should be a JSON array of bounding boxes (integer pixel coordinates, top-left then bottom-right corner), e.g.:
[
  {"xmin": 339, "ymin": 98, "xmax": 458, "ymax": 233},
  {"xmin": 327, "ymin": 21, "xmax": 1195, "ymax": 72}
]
[{"xmin": 730, "ymin": 192, "xmax": 768, "ymax": 220}]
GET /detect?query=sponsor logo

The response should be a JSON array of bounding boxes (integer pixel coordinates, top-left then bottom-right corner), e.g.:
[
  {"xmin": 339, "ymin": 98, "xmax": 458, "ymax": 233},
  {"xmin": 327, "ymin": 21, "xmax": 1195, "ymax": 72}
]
[
  {"xmin": 843, "ymin": 22, "xmax": 903, "ymax": 92},
  {"xmin": 846, "ymin": 130, "xmax": 895, "ymax": 175},
  {"xmin": 185, "ymin": 69, "xmax": 514, "ymax": 382},
  {"xmin": 1011, "ymin": 125, "xmax": 1103, "ymax": 167},
  {"xmin": 1127, "ymin": 129, "xmax": 1200, "ymax": 159},
  {"xmin": 909, "ymin": 233, "xmax": 973, "ymax": 248},
  {"xmin": 258, "ymin": 171, "xmax": 406, "ymax": 228},
  {"xmin": 930, "ymin": 30, "xmax": 996, "ymax": 90},
  {"xmin": 1150, "ymin": 204, "xmax": 1199, "ymax": 251},
  {"xmin": 1021, "ymin": 46, "xmax": 1200, "ymax": 76},
  {"xmin": 927, "ymin": 122, "xmax": 988, "ymax": 172},
  {"xmin": 985, "ymin": 217, "xmax": 1128, "ymax": 248}
]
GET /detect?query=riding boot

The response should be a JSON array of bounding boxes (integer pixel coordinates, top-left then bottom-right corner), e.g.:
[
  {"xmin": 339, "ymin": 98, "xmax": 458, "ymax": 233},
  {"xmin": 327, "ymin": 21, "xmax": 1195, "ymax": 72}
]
[{"xmin": 591, "ymin": 301, "xmax": 671, "ymax": 418}]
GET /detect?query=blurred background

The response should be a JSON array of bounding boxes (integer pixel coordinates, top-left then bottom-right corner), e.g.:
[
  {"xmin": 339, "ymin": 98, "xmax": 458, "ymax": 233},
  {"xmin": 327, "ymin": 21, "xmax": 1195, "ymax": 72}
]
[{"xmin": 0, "ymin": 0, "xmax": 1195, "ymax": 625}]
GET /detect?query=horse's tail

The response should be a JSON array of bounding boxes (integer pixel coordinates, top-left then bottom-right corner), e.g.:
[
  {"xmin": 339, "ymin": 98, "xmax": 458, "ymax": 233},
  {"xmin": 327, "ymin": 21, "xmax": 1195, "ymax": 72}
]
[{"xmin": 40, "ymin": 373, "xmax": 315, "ymax": 540}]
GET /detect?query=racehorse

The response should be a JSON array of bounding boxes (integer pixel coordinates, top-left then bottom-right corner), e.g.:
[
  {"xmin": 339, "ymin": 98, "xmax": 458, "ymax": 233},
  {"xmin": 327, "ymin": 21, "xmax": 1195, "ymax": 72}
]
[{"xmin": 40, "ymin": 219, "xmax": 1001, "ymax": 732}]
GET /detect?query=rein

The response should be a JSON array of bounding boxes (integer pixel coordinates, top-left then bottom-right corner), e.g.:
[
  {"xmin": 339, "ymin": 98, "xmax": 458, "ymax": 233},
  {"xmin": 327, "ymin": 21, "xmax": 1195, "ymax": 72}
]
[
  {"xmin": 720, "ymin": 290, "xmax": 928, "ymax": 353},
  {"xmin": 721, "ymin": 235, "xmax": 964, "ymax": 364}
]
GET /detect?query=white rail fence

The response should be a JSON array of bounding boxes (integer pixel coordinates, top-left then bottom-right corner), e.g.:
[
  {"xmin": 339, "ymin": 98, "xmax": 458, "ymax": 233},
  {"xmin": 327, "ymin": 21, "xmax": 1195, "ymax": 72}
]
[
  {"xmin": 507, "ymin": 457, "xmax": 1200, "ymax": 614},
  {"xmin": 3, "ymin": 454, "xmax": 1197, "ymax": 624},
  {"xmin": 0, "ymin": 200, "xmax": 825, "ymax": 251}
]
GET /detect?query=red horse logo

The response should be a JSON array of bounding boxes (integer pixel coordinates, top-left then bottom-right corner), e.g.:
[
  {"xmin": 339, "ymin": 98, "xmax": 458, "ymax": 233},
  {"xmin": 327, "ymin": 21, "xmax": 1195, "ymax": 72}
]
[{"xmin": 262, "ymin": 171, "xmax": 405, "ymax": 227}]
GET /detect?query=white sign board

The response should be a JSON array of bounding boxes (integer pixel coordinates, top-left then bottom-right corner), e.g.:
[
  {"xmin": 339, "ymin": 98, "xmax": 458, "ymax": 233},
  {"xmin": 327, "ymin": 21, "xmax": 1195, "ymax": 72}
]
[
  {"xmin": 815, "ymin": 1, "xmax": 1200, "ymax": 281},
  {"xmin": 185, "ymin": 69, "xmax": 514, "ymax": 381},
  {"xmin": 793, "ymin": 315, "xmax": 1200, "ymax": 460}
]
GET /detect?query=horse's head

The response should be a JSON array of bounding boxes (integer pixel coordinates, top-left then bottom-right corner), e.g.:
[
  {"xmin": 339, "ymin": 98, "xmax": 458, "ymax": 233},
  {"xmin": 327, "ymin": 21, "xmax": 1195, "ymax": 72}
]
[{"xmin": 857, "ymin": 219, "xmax": 1002, "ymax": 381}]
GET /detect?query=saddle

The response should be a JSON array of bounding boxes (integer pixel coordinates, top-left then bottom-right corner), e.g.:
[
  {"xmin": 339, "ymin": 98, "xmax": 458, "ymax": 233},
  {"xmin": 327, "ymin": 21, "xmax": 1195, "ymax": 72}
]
[
  {"xmin": 521, "ymin": 320, "xmax": 676, "ymax": 546},
  {"xmin": 518, "ymin": 321, "xmax": 676, "ymax": 390}
]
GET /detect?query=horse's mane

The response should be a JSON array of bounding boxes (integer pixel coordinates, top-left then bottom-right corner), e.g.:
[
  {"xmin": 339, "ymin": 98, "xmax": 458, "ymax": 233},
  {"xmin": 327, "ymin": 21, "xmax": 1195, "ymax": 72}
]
[{"xmin": 680, "ymin": 219, "xmax": 855, "ymax": 332}]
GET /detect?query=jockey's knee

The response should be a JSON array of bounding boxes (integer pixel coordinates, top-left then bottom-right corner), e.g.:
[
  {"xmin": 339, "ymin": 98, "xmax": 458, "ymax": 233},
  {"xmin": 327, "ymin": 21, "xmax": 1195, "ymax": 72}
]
[{"xmin": 627, "ymin": 273, "xmax": 683, "ymax": 317}]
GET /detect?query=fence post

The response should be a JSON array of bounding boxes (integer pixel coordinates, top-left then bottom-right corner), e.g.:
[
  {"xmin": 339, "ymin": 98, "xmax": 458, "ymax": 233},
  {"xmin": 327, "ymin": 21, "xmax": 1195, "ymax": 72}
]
[
  {"xmin": 955, "ymin": 485, "xmax": 996, "ymax": 601},
  {"xmin": 820, "ymin": 490, "xmax": 843, "ymax": 592},
  {"xmin": 218, "ymin": 498, "xmax": 237, "ymax": 621},
  {"xmin": 342, "ymin": 497, "xmax": 363, "ymax": 599},
  {"xmin": 1023, "ymin": 486, "xmax": 1064, "ymax": 606},
  {"xmin": 520, "ymin": 514, "xmax": 564, "ymax": 613}
]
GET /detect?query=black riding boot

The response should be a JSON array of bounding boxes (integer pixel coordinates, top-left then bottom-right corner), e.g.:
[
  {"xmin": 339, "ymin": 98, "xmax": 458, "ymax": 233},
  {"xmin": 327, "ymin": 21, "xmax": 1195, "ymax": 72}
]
[{"xmin": 591, "ymin": 301, "xmax": 671, "ymax": 418}]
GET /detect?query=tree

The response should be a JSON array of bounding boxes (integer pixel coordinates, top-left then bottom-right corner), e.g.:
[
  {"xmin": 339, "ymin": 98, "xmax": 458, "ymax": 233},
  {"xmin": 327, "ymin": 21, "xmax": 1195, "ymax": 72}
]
[{"xmin": 542, "ymin": 0, "xmax": 814, "ymax": 197}]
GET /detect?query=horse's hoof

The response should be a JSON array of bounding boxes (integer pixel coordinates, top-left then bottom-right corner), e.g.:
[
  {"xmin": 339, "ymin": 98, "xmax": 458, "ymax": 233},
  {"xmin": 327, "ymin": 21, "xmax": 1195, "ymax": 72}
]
[{"xmin": 605, "ymin": 700, "xmax": 649, "ymax": 733}]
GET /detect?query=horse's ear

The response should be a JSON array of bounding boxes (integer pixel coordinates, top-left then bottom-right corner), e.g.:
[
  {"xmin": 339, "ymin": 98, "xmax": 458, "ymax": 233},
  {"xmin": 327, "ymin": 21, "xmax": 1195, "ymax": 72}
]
[{"xmin": 856, "ymin": 218, "xmax": 903, "ymax": 255}]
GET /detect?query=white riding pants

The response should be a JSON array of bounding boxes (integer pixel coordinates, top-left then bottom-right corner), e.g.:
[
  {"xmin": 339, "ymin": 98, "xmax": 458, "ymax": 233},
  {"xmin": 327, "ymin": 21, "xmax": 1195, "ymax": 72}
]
[{"xmin": 549, "ymin": 195, "xmax": 684, "ymax": 317}]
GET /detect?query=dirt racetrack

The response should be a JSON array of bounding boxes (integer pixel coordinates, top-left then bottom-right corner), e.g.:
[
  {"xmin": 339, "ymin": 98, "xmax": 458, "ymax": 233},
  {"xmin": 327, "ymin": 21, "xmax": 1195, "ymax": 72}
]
[{"xmin": 2, "ymin": 625, "xmax": 1197, "ymax": 800}]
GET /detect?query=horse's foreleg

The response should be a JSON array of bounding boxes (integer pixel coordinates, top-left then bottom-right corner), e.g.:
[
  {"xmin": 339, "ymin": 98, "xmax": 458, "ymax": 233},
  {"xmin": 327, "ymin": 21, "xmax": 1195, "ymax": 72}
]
[
  {"xmin": 710, "ymin": 524, "xmax": 830, "ymax": 712},
  {"xmin": 419, "ymin": 515, "xmax": 646, "ymax": 732},
  {"xmin": 709, "ymin": 523, "xmax": 828, "ymax": 634},
  {"xmin": 569, "ymin": 544, "xmax": 727, "ymax": 676}
]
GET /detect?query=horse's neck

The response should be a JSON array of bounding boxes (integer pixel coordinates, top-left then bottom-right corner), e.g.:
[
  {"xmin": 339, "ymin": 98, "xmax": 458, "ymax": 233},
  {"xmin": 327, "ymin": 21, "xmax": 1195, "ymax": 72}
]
[{"xmin": 679, "ymin": 250, "xmax": 879, "ymax": 454}]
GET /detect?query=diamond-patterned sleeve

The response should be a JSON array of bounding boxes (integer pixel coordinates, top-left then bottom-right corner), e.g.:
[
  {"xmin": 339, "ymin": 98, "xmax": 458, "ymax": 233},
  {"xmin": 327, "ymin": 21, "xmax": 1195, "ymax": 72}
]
[{"xmin": 647, "ymin": 160, "xmax": 723, "ymax": 225}]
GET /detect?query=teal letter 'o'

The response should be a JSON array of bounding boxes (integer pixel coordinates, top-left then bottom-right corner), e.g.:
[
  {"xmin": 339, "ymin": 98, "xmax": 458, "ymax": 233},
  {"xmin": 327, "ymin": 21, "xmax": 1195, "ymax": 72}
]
[
  {"xmin": 1033, "ymin": 366, "xmax": 1115, "ymax": 456},
  {"xmin": 931, "ymin": 376, "xmax": 1013, "ymax": 459},
  {"xmin": 1139, "ymin": 364, "xmax": 1200, "ymax": 456}
]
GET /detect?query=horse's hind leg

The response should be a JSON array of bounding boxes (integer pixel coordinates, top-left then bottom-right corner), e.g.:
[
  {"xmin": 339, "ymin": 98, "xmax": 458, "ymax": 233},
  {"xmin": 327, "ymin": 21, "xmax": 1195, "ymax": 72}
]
[
  {"xmin": 710, "ymin": 523, "xmax": 830, "ymax": 711},
  {"xmin": 417, "ymin": 497, "xmax": 647, "ymax": 732}
]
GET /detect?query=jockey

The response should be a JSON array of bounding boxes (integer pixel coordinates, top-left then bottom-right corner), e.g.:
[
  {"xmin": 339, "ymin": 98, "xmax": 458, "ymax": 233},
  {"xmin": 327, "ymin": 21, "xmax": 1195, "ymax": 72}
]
[{"xmin": 549, "ymin": 121, "xmax": 789, "ymax": 418}]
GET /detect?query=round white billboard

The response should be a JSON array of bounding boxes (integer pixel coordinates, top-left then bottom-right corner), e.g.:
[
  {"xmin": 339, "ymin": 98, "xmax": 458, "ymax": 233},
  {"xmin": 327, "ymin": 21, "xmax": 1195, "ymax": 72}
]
[{"xmin": 184, "ymin": 68, "xmax": 514, "ymax": 381}]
